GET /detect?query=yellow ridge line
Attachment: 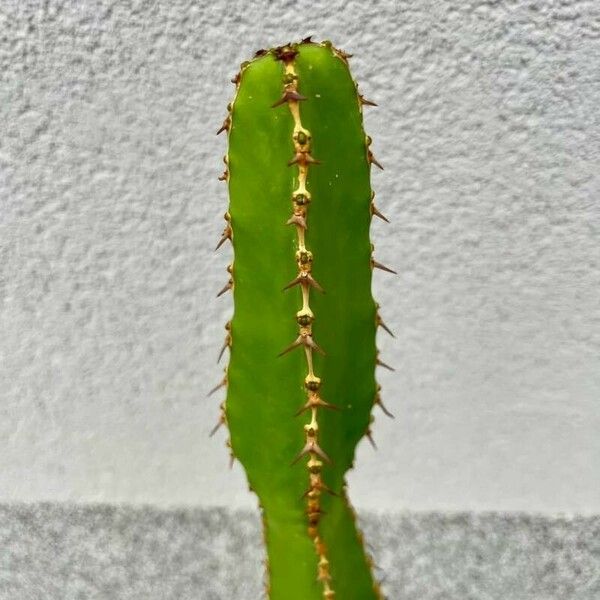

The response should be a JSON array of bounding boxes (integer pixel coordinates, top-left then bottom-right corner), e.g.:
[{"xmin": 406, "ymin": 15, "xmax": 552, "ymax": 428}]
[{"xmin": 279, "ymin": 46, "xmax": 335, "ymax": 600}]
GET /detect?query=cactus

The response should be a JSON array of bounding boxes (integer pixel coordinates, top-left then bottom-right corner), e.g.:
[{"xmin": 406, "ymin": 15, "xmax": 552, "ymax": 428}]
[{"xmin": 212, "ymin": 38, "xmax": 394, "ymax": 600}]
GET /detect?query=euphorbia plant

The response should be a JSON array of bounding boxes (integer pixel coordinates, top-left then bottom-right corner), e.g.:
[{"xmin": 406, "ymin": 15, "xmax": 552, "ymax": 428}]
[{"xmin": 212, "ymin": 38, "xmax": 394, "ymax": 599}]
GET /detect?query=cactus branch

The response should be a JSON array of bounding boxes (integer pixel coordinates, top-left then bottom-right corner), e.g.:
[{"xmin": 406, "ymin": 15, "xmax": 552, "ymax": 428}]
[{"xmin": 216, "ymin": 40, "xmax": 392, "ymax": 600}]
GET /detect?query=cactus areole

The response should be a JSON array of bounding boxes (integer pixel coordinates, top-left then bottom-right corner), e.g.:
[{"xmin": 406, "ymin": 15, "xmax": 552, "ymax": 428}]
[{"xmin": 213, "ymin": 39, "xmax": 395, "ymax": 600}]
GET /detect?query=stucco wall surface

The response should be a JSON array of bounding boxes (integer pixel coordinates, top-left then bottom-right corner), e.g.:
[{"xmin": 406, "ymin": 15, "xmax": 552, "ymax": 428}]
[{"xmin": 1, "ymin": 0, "xmax": 599, "ymax": 513}]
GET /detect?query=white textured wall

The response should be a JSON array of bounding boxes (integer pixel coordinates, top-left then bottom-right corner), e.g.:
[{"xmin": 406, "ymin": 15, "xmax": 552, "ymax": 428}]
[{"xmin": 1, "ymin": 0, "xmax": 599, "ymax": 514}]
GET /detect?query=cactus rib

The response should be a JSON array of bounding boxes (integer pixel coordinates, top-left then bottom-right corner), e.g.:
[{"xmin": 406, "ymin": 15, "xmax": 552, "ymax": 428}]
[{"xmin": 272, "ymin": 47, "xmax": 335, "ymax": 598}]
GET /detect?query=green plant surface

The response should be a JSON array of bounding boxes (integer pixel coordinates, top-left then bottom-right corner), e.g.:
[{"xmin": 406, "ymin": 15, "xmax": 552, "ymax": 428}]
[{"xmin": 213, "ymin": 39, "xmax": 393, "ymax": 600}]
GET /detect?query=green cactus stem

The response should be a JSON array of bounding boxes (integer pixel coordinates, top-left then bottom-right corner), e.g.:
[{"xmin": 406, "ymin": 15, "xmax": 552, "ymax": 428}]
[{"xmin": 213, "ymin": 39, "xmax": 394, "ymax": 600}]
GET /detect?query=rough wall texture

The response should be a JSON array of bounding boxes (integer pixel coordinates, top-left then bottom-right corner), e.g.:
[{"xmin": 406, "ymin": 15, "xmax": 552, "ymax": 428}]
[
  {"xmin": 1, "ymin": 504, "xmax": 599, "ymax": 600},
  {"xmin": 1, "ymin": 0, "xmax": 599, "ymax": 513}
]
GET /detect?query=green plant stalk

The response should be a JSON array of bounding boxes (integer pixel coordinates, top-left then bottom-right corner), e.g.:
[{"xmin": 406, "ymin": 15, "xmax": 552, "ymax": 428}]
[{"xmin": 213, "ymin": 39, "xmax": 394, "ymax": 600}]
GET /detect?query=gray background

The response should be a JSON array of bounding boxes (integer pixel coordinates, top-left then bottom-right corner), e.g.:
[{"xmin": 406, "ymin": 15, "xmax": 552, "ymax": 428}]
[{"xmin": 1, "ymin": 2, "xmax": 600, "ymax": 596}]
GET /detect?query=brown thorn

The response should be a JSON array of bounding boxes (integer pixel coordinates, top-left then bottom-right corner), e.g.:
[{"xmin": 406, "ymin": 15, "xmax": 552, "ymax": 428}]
[
  {"xmin": 286, "ymin": 214, "xmax": 307, "ymax": 229},
  {"xmin": 209, "ymin": 416, "xmax": 225, "ymax": 437},
  {"xmin": 216, "ymin": 116, "xmax": 230, "ymax": 135},
  {"xmin": 291, "ymin": 443, "xmax": 310, "ymax": 465},
  {"xmin": 307, "ymin": 273, "xmax": 324, "ymax": 292},
  {"xmin": 214, "ymin": 226, "xmax": 232, "ymax": 251},
  {"xmin": 207, "ymin": 377, "xmax": 227, "ymax": 397},
  {"xmin": 295, "ymin": 398, "xmax": 340, "ymax": 416},
  {"xmin": 377, "ymin": 315, "xmax": 395, "ymax": 338},
  {"xmin": 277, "ymin": 335, "xmax": 302, "ymax": 357},
  {"xmin": 282, "ymin": 276, "xmax": 299, "ymax": 291},
  {"xmin": 371, "ymin": 561, "xmax": 384, "ymax": 573},
  {"xmin": 376, "ymin": 396, "xmax": 395, "ymax": 419},
  {"xmin": 366, "ymin": 429, "xmax": 377, "ymax": 449},
  {"xmin": 360, "ymin": 95, "xmax": 378, "ymax": 107},
  {"xmin": 231, "ymin": 73, "xmax": 240, "ymax": 85},
  {"xmin": 302, "ymin": 481, "xmax": 339, "ymax": 499},
  {"xmin": 278, "ymin": 334, "xmax": 325, "ymax": 357},
  {"xmin": 376, "ymin": 357, "xmax": 395, "ymax": 372},
  {"xmin": 287, "ymin": 152, "xmax": 321, "ymax": 166},
  {"xmin": 271, "ymin": 90, "xmax": 307, "ymax": 108},
  {"xmin": 322, "ymin": 482, "xmax": 339, "ymax": 497},
  {"xmin": 274, "ymin": 45, "xmax": 299, "ymax": 62},
  {"xmin": 368, "ymin": 151, "xmax": 384, "ymax": 170},
  {"xmin": 292, "ymin": 440, "xmax": 332, "ymax": 465},
  {"xmin": 301, "ymin": 36, "xmax": 314, "ymax": 44},
  {"xmin": 312, "ymin": 442, "xmax": 331, "ymax": 464},
  {"xmin": 307, "ymin": 336, "xmax": 326, "ymax": 355},
  {"xmin": 218, "ymin": 170, "xmax": 228, "ymax": 181},
  {"xmin": 372, "ymin": 259, "xmax": 397, "ymax": 274},
  {"xmin": 216, "ymin": 279, "xmax": 233, "ymax": 297},
  {"xmin": 294, "ymin": 404, "xmax": 310, "ymax": 417},
  {"xmin": 283, "ymin": 273, "xmax": 324, "ymax": 293},
  {"xmin": 371, "ymin": 202, "xmax": 390, "ymax": 223},
  {"xmin": 217, "ymin": 338, "xmax": 230, "ymax": 363}
]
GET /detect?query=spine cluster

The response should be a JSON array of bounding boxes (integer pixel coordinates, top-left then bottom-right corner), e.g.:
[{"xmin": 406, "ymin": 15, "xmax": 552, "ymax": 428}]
[{"xmin": 273, "ymin": 44, "xmax": 335, "ymax": 600}]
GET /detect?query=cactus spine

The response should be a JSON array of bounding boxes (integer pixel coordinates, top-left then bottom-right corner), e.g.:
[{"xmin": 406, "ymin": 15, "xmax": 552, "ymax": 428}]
[{"xmin": 213, "ymin": 39, "xmax": 394, "ymax": 599}]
